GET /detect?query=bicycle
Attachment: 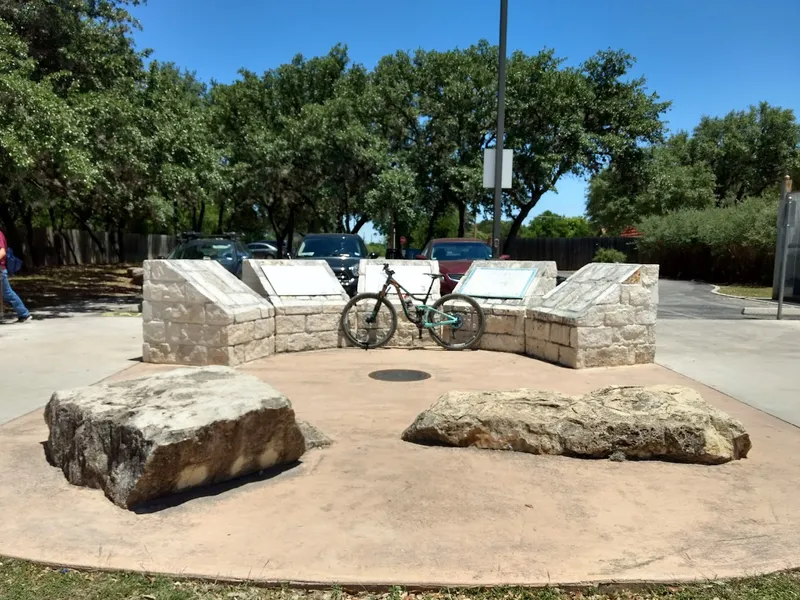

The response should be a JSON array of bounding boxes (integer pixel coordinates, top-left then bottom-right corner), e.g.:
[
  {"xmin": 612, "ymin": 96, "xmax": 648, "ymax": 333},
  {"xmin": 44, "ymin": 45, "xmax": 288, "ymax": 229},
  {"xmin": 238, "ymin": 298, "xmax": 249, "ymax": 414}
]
[{"xmin": 340, "ymin": 263, "xmax": 486, "ymax": 350}]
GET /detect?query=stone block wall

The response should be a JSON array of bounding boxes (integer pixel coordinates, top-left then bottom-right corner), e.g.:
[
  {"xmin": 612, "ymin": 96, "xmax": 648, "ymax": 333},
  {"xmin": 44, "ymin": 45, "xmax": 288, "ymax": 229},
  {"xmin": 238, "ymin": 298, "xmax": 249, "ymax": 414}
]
[
  {"xmin": 242, "ymin": 260, "xmax": 347, "ymax": 353},
  {"xmin": 142, "ymin": 260, "xmax": 276, "ymax": 366},
  {"xmin": 524, "ymin": 263, "xmax": 659, "ymax": 368},
  {"xmin": 479, "ymin": 306, "xmax": 527, "ymax": 353},
  {"xmin": 452, "ymin": 261, "xmax": 557, "ymax": 354},
  {"xmin": 273, "ymin": 304, "xmax": 345, "ymax": 353}
]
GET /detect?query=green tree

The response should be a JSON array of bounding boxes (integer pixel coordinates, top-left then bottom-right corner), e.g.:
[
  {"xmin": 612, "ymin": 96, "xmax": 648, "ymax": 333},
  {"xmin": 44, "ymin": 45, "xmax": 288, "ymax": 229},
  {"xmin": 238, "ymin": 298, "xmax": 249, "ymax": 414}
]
[
  {"xmin": 691, "ymin": 102, "xmax": 800, "ymax": 201},
  {"xmin": 586, "ymin": 137, "xmax": 717, "ymax": 233},
  {"xmin": 505, "ymin": 49, "xmax": 669, "ymax": 246},
  {"xmin": 586, "ymin": 102, "xmax": 799, "ymax": 232},
  {"xmin": 141, "ymin": 62, "xmax": 220, "ymax": 234},
  {"xmin": 523, "ymin": 211, "xmax": 593, "ymax": 237},
  {"xmin": 0, "ymin": 18, "xmax": 94, "ymax": 252}
]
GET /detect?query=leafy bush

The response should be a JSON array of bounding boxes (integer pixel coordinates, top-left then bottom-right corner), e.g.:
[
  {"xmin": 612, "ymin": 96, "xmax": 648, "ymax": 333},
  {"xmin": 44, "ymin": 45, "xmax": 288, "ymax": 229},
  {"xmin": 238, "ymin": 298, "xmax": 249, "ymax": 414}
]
[
  {"xmin": 593, "ymin": 248, "xmax": 628, "ymax": 263},
  {"xmin": 637, "ymin": 196, "xmax": 778, "ymax": 284}
]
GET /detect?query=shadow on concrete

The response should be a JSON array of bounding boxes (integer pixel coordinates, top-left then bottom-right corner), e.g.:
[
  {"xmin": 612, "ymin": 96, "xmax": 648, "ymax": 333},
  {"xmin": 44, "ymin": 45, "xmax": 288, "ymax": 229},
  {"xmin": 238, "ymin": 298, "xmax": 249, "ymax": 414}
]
[
  {"xmin": 26, "ymin": 296, "xmax": 142, "ymax": 320},
  {"xmin": 131, "ymin": 461, "xmax": 302, "ymax": 514}
]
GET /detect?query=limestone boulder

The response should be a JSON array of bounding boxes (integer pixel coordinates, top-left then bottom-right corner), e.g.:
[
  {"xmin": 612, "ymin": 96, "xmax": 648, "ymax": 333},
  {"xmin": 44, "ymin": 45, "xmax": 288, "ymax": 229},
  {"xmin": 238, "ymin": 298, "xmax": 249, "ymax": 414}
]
[
  {"xmin": 45, "ymin": 366, "xmax": 307, "ymax": 508},
  {"xmin": 402, "ymin": 385, "xmax": 751, "ymax": 464},
  {"xmin": 298, "ymin": 421, "xmax": 332, "ymax": 449}
]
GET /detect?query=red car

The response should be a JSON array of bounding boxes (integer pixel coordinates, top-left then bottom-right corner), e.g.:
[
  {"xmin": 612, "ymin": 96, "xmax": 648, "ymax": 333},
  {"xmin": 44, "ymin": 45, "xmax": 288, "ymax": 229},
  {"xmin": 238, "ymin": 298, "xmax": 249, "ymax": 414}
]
[{"xmin": 416, "ymin": 238, "xmax": 507, "ymax": 294}]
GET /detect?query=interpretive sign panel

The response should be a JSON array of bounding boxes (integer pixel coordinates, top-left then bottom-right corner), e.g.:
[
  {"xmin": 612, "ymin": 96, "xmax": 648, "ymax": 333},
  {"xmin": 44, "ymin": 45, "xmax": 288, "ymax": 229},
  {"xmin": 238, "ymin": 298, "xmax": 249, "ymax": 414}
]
[
  {"xmin": 260, "ymin": 264, "xmax": 344, "ymax": 296},
  {"xmin": 459, "ymin": 266, "xmax": 538, "ymax": 299},
  {"xmin": 361, "ymin": 263, "xmax": 433, "ymax": 297}
]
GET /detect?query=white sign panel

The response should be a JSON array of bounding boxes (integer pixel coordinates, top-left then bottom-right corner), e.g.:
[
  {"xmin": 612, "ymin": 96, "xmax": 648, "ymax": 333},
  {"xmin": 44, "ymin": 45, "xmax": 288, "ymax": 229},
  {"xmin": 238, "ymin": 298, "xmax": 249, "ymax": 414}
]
[
  {"xmin": 482, "ymin": 148, "xmax": 513, "ymax": 188},
  {"xmin": 459, "ymin": 267, "xmax": 538, "ymax": 299},
  {"xmin": 363, "ymin": 264, "xmax": 432, "ymax": 296},
  {"xmin": 261, "ymin": 264, "xmax": 344, "ymax": 296}
]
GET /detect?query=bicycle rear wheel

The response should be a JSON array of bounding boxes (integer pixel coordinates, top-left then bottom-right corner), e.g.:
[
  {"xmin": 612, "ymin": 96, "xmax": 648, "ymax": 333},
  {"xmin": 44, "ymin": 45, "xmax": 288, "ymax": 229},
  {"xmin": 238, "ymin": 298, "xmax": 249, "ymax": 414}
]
[
  {"xmin": 340, "ymin": 293, "xmax": 398, "ymax": 349},
  {"xmin": 427, "ymin": 293, "xmax": 485, "ymax": 350}
]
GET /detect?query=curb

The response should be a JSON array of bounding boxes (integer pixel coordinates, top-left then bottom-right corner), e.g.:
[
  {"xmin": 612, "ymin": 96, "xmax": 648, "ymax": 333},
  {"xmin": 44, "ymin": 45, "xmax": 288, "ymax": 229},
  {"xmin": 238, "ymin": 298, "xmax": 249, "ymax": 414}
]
[{"xmin": 710, "ymin": 285, "xmax": 774, "ymax": 303}]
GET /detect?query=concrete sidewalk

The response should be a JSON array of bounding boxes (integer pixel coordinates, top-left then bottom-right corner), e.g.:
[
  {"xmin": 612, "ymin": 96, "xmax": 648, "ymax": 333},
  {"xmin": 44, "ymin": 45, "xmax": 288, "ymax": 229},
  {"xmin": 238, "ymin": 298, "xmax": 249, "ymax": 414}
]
[
  {"xmin": 657, "ymin": 319, "xmax": 800, "ymax": 427},
  {"xmin": 0, "ymin": 315, "xmax": 142, "ymax": 424}
]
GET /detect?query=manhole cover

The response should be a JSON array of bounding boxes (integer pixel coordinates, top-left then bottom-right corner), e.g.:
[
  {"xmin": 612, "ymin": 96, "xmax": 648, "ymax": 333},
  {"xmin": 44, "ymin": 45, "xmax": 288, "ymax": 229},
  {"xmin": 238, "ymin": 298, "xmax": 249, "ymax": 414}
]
[{"xmin": 368, "ymin": 369, "xmax": 431, "ymax": 382}]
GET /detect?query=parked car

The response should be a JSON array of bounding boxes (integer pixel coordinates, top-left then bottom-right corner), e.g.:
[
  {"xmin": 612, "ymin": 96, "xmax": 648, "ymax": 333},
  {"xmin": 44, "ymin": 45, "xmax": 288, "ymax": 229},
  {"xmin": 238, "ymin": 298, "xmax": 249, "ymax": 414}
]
[
  {"xmin": 417, "ymin": 238, "xmax": 507, "ymax": 294},
  {"xmin": 295, "ymin": 233, "xmax": 377, "ymax": 296},
  {"xmin": 168, "ymin": 233, "xmax": 252, "ymax": 278},
  {"xmin": 247, "ymin": 241, "xmax": 280, "ymax": 259}
]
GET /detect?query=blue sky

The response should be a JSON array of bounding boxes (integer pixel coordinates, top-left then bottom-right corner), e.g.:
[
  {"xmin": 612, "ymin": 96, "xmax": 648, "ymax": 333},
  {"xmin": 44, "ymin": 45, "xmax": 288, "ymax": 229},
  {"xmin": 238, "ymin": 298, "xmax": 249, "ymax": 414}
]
[{"xmin": 130, "ymin": 0, "xmax": 799, "ymax": 242}]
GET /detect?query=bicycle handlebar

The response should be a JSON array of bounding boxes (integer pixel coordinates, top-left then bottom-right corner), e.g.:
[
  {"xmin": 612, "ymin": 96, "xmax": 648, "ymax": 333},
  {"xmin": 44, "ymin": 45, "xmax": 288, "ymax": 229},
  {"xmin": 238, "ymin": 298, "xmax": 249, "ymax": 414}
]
[{"xmin": 382, "ymin": 263, "xmax": 395, "ymax": 277}]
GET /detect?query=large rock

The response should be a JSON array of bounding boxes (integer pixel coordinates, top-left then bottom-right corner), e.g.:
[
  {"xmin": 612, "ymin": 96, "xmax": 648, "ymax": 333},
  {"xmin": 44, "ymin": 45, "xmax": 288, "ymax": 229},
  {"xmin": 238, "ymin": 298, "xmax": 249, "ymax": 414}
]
[
  {"xmin": 402, "ymin": 385, "xmax": 751, "ymax": 464},
  {"xmin": 45, "ymin": 366, "xmax": 307, "ymax": 507}
]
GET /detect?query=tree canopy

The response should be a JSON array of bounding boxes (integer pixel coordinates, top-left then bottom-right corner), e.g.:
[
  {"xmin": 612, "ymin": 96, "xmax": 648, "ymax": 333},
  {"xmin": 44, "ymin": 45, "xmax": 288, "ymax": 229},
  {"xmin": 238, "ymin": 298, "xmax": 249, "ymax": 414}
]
[
  {"xmin": 2, "ymin": 1, "xmax": 794, "ymax": 263},
  {"xmin": 586, "ymin": 102, "xmax": 800, "ymax": 232}
]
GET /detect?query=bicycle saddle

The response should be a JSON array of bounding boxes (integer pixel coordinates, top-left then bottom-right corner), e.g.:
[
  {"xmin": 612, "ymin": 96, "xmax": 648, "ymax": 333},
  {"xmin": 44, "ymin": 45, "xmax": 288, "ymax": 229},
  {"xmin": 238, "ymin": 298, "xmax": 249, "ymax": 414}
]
[{"xmin": 427, "ymin": 273, "xmax": 444, "ymax": 279}]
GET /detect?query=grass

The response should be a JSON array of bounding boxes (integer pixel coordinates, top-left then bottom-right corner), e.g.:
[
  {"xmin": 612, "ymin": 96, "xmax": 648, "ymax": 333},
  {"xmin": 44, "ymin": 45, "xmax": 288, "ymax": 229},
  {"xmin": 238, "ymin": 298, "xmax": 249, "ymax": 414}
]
[
  {"xmin": 2, "ymin": 264, "xmax": 140, "ymax": 310},
  {"xmin": 716, "ymin": 285, "xmax": 773, "ymax": 299},
  {"xmin": 2, "ymin": 559, "xmax": 800, "ymax": 600}
]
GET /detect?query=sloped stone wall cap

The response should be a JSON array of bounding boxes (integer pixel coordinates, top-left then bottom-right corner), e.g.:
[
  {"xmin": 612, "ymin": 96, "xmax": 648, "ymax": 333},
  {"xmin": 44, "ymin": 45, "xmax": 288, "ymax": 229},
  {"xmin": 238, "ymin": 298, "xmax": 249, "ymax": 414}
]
[
  {"xmin": 402, "ymin": 385, "xmax": 751, "ymax": 465},
  {"xmin": 44, "ymin": 366, "xmax": 308, "ymax": 508}
]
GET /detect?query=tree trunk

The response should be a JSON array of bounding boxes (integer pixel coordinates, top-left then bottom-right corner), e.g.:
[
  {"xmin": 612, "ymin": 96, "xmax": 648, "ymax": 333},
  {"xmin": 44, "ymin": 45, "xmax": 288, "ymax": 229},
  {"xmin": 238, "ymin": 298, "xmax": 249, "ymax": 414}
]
[
  {"xmin": 286, "ymin": 209, "xmax": 296, "ymax": 256},
  {"xmin": 69, "ymin": 209, "xmax": 106, "ymax": 257},
  {"xmin": 22, "ymin": 202, "xmax": 36, "ymax": 267},
  {"xmin": 351, "ymin": 214, "xmax": 369, "ymax": 234},
  {"xmin": 216, "ymin": 199, "xmax": 225, "ymax": 233},
  {"xmin": 197, "ymin": 200, "xmax": 205, "ymax": 231},
  {"xmin": 504, "ymin": 191, "xmax": 544, "ymax": 251},
  {"xmin": 48, "ymin": 207, "xmax": 63, "ymax": 266},
  {"xmin": 457, "ymin": 201, "xmax": 466, "ymax": 238},
  {"xmin": 424, "ymin": 202, "xmax": 443, "ymax": 247}
]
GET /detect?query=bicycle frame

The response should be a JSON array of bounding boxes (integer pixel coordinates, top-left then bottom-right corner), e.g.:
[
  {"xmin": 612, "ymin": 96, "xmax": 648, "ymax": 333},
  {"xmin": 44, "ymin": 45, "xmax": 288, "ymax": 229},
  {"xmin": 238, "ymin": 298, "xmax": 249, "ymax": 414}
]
[{"xmin": 373, "ymin": 272, "xmax": 460, "ymax": 329}]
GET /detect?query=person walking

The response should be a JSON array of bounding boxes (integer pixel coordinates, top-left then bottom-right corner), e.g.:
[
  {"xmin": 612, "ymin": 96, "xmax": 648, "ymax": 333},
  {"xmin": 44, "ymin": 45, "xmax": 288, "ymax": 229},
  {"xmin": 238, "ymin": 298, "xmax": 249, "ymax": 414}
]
[{"xmin": 0, "ymin": 229, "xmax": 32, "ymax": 323}]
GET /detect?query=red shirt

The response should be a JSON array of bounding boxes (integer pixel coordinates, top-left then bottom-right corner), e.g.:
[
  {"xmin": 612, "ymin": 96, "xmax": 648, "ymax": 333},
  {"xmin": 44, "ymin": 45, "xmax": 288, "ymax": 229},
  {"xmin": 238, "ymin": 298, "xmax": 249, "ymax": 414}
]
[{"xmin": 0, "ymin": 230, "xmax": 6, "ymax": 270}]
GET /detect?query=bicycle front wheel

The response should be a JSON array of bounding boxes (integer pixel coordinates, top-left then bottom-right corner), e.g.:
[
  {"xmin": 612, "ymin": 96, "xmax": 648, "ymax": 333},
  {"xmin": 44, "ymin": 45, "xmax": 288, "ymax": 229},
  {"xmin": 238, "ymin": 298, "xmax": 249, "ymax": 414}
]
[
  {"xmin": 427, "ymin": 293, "xmax": 486, "ymax": 350},
  {"xmin": 340, "ymin": 293, "xmax": 398, "ymax": 349}
]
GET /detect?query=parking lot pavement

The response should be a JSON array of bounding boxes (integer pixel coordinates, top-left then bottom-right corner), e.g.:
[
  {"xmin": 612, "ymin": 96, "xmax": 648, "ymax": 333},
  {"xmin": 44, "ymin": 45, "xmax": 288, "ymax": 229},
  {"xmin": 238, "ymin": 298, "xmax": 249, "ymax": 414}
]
[
  {"xmin": 0, "ymin": 315, "xmax": 142, "ymax": 425},
  {"xmin": 657, "ymin": 279, "xmax": 754, "ymax": 319},
  {"xmin": 657, "ymin": 318, "xmax": 800, "ymax": 427}
]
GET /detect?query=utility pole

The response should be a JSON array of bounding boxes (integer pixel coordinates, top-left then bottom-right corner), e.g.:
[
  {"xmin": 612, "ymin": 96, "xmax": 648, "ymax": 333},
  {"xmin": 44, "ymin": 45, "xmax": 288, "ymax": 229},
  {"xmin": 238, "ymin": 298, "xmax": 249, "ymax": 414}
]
[{"xmin": 491, "ymin": 0, "xmax": 508, "ymax": 259}]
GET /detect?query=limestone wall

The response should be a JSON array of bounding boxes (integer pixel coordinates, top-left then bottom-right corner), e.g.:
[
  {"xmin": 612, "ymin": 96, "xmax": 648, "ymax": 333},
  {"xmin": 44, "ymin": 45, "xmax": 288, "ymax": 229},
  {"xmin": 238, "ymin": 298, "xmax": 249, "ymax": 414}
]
[
  {"xmin": 525, "ymin": 263, "xmax": 659, "ymax": 368},
  {"xmin": 142, "ymin": 260, "xmax": 276, "ymax": 366},
  {"xmin": 453, "ymin": 260, "xmax": 557, "ymax": 354},
  {"xmin": 242, "ymin": 259, "xmax": 347, "ymax": 353}
]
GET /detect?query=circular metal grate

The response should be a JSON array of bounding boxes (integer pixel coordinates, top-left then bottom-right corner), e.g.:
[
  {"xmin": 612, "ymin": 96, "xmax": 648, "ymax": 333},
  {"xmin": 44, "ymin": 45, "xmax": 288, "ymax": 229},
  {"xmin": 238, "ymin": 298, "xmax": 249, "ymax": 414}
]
[{"xmin": 368, "ymin": 369, "xmax": 431, "ymax": 382}]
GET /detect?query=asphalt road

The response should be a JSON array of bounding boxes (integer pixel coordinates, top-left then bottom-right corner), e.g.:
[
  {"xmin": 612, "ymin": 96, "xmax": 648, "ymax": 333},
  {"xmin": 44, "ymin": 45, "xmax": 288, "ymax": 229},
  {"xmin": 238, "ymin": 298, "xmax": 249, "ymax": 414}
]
[{"xmin": 657, "ymin": 279, "xmax": 751, "ymax": 319}]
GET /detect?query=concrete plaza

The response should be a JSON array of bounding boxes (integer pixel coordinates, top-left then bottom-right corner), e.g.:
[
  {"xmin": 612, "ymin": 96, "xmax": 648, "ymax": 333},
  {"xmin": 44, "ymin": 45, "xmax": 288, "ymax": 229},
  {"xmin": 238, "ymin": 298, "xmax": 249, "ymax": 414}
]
[{"xmin": 1, "ymin": 349, "xmax": 799, "ymax": 587}]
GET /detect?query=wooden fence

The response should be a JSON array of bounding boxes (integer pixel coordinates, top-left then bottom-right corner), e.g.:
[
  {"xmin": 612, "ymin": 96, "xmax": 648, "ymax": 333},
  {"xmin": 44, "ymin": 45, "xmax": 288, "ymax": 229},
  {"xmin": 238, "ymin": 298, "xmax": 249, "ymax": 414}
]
[
  {"xmin": 504, "ymin": 236, "xmax": 639, "ymax": 271},
  {"xmin": 16, "ymin": 228, "xmax": 176, "ymax": 267}
]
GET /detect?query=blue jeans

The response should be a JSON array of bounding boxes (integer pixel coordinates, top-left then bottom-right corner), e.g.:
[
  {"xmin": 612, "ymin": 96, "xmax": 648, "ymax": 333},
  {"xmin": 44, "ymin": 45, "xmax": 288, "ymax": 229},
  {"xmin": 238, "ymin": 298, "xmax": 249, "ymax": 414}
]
[{"xmin": 1, "ymin": 268, "xmax": 30, "ymax": 319}]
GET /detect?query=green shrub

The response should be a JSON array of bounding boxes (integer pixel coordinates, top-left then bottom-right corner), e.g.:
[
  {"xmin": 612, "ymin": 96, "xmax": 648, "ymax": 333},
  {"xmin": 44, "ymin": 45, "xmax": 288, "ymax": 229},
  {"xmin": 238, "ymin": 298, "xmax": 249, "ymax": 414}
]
[
  {"xmin": 637, "ymin": 195, "xmax": 778, "ymax": 284},
  {"xmin": 593, "ymin": 248, "xmax": 628, "ymax": 263}
]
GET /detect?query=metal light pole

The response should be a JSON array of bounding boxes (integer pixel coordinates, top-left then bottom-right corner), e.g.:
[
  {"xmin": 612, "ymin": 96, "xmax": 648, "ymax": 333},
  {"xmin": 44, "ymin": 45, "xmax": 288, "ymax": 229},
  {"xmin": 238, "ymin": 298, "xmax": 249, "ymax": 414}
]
[
  {"xmin": 777, "ymin": 190, "xmax": 798, "ymax": 320},
  {"xmin": 491, "ymin": 0, "xmax": 509, "ymax": 259}
]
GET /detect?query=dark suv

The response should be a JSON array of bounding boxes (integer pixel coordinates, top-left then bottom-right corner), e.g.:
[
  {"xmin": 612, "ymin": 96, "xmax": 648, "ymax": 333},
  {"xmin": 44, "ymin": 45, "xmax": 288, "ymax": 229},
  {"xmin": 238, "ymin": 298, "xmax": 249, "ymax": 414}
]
[
  {"xmin": 295, "ymin": 233, "xmax": 377, "ymax": 296},
  {"xmin": 168, "ymin": 233, "xmax": 252, "ymax": 278}
]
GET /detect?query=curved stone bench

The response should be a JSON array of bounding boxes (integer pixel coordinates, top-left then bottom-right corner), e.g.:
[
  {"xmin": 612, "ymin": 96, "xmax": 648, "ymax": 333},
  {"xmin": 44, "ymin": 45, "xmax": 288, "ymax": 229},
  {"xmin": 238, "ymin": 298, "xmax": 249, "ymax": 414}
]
[{"xmin": 141, "ymin": 259, "xmax": 659, "ymax": 370}]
